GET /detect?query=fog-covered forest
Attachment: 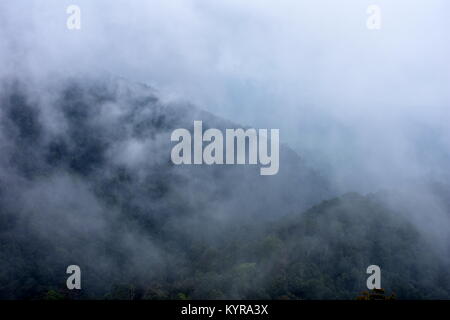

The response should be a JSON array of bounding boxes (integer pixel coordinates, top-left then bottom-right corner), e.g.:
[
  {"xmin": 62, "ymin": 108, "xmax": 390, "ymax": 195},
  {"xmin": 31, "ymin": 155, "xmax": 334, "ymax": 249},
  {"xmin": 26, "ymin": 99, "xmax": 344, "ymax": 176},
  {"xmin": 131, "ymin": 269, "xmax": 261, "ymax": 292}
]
[
  {"xmin": 1, "ymin": 0, "xmax": 449, "ymax": 300},
  {"xmin": 1, "ymin": 78, "xmax": 449, "ymax": 299}
]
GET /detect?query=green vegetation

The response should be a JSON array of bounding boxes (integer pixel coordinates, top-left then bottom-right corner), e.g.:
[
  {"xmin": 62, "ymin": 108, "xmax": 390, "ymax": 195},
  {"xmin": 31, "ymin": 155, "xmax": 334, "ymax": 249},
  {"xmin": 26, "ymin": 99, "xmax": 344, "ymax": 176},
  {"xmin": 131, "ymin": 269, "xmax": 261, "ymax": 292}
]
[
  {"xmin": 1, "ymin": 79, "xmax": 449, "ymax": 300},
  {"xmin": 2, "ymin": 192, "xmax": 449, "ymax": 300}
]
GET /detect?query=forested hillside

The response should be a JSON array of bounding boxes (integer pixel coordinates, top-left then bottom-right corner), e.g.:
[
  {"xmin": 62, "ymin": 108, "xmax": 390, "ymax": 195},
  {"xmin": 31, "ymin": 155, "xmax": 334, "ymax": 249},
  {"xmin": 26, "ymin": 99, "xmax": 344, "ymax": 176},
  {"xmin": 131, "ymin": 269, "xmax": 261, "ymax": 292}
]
[{"xmin": 0, "ymin": 78, "xmax": 449, "ymax": 300}]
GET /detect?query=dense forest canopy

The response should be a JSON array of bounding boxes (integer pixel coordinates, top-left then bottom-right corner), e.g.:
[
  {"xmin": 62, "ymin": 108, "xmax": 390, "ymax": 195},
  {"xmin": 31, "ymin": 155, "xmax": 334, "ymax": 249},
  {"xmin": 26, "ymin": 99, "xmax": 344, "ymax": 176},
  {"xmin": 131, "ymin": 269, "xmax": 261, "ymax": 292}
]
[{"xmin": 1, "ymin": 78, "xmax": 449, "ymax": 300}]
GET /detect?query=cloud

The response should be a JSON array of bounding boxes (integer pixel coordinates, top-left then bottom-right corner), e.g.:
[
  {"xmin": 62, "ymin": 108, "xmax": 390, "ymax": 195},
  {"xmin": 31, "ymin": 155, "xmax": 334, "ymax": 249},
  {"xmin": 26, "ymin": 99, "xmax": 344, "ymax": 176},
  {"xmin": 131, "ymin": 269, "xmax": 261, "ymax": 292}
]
[{"xmin": 1, "ymin": 0, "xmax": 449, "ymax": 192}]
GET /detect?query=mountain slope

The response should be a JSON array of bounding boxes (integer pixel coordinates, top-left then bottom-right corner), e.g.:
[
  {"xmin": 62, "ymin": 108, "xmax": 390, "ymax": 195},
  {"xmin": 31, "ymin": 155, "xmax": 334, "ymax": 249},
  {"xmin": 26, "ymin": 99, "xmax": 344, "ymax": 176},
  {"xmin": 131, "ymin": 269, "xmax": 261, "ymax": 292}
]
[{"xmin": 0, "ymin": 76, "xmax": 331, "ymax": 299}]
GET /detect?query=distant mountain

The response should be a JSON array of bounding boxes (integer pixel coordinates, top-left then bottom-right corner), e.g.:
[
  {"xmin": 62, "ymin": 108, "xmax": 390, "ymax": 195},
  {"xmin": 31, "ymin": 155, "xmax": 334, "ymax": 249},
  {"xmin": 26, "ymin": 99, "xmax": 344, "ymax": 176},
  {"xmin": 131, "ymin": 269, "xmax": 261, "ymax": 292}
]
[
  {"xmin": 1, "ymin": 77, "xmax": 448, "ymax": 300},
  {"xmin": 0, "ymin": 76, "xmax": 331, "ymax": 299}
]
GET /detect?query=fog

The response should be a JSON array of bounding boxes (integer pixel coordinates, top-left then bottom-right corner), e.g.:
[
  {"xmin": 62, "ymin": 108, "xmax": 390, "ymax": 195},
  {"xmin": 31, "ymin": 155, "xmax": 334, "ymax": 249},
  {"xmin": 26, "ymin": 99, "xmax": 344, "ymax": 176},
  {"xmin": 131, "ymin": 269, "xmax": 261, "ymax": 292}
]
[
  {"xmin": 0, "ymin": 0, "xmax": 449, "ymax": 299},
  {"xmin": 1, "ymin": 0, "xmax": 449, "ymax": 192}
]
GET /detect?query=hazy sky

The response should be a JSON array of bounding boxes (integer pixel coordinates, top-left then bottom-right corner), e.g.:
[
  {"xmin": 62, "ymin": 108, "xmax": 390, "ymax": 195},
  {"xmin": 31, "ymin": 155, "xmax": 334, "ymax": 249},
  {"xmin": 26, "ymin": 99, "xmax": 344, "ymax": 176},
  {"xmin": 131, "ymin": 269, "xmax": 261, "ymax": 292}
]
[{"xmin": 1, "ymin": 0, "xmax": 449, "ymax": 191}]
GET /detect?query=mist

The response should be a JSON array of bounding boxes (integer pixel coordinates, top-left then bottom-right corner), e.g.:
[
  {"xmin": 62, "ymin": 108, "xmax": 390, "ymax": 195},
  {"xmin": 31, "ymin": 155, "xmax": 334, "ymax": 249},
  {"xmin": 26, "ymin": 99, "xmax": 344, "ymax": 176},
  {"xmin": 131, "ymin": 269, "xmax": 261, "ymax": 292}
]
[
  {"xmin": 1, "ymin": 0, "xmax": 449, "ymax": 192},
  {"xmin": 0, "ymin": 0, "xmax": 449, "ymax": 299}
]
